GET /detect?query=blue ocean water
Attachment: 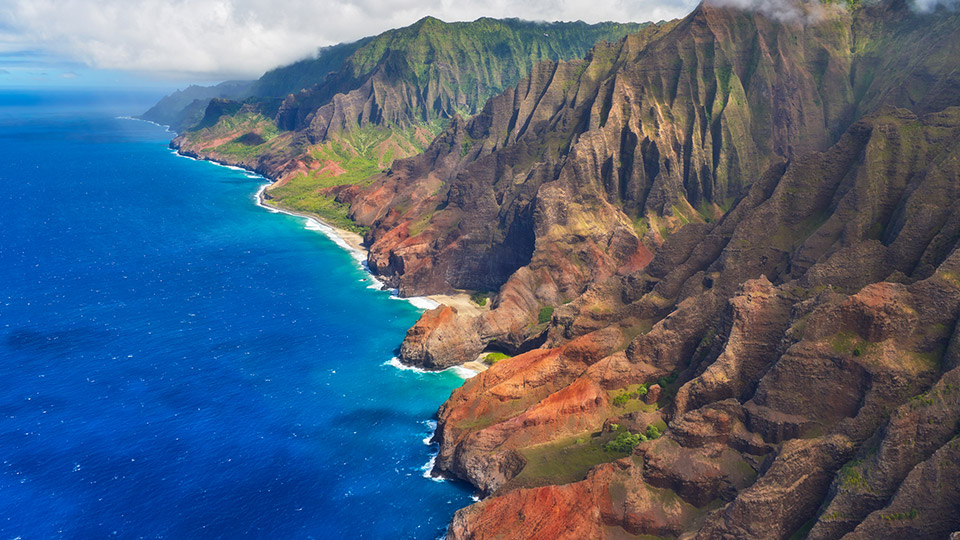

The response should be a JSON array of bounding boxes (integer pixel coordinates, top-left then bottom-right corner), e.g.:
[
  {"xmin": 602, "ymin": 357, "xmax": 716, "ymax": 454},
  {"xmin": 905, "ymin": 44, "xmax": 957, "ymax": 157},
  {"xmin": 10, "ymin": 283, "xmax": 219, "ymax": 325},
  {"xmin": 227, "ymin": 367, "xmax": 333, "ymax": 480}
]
[{"xmin": 0, "ymin": 89, "xmax": 473, "ymax": 538}]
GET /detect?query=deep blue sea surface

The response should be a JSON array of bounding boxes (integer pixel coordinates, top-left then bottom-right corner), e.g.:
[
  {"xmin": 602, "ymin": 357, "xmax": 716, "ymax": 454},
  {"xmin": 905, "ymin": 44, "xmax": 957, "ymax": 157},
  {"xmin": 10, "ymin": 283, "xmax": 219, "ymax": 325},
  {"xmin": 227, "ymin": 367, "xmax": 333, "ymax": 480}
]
[{"xmin": 0, "ymin": 89, "xmax": 473, "ymax": 538}]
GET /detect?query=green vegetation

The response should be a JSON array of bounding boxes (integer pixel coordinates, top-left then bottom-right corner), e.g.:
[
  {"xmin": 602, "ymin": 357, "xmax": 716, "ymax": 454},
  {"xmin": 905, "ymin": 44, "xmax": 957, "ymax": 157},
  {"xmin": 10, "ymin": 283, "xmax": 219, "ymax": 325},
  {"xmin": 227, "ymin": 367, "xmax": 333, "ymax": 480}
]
[
  {"xmin": 538, "ymin": 306, "xmax": 555, "ymax": 324},
  {"xmin": 788, "ymin": 518, "xmax": 817, "ymax": 540},
  {"xmin": 603, "ymin": 423, "xmax": 662, "ymax": 453},
  {"xmin": 167, "ymin": 16, "xmax": 650, "ymax": 235},
  {"xmin": 141, "ymin": 81, "xmax": 252, "ymax": 132},
  {"xmin": 657, "ymin": 372, "xmax": 679, "ymax": 389},
  {"xmin": 717, "ymin": 63, "xmax": 734, "ymax": 96},
  {"xmin": 632, "ymin": 215, "xmax": 650, "ymax": 238},
  {"xmin": 828, "ymin": 331, "xmax": 879, "ymax": 359},
  {"xmin": 612, "ymin": 384, "xmax": 649, "ymax": 407},
  {"xmin": 212, "ymin": 126, "xmax": 281, "ymax": 159},
  {"xmin": 251, "ymin": 39, "xmax": 371, "ymax": 97},
  {"xmin": 605, "ymin": 431, "xmax": 645, "ymax": 452},
  {"xmin": 838, "ymin": 458, "xmax": 869, "ymax": 490},
  {"xmin": 343, "ymin": 18, "xmax": 646, "ymax": 116},
  {"xmin": 880, "ymin": 509, "xmax": 919, "ymax": 521},
  {"xmin": 822, "ymin": 0, "xmax": 863, "ymax": 9},
  {"xmin": 263, "ymin": 196, "xmax": 366, "ymax": 235},
  {"xmin": 185, "ymin": 112, "xmax": 281, "ymax": 161},
  {"xmin": 265, "ymin": 123, "xmax": 442, "ymax": 233},
  {"xmin": 770, "ymin": 211, "xmax": 830, "ymax": 251},
  {"xmin": 910, "ymin": 383, "xmax": 960, "ymax": 410},
  {"xmin": 460, "ymin": 136, "xmax": 474, "ymax": 157},
  {"xmin": 647, "ymin": 371, "xmax": 682, "ymax": 405},
  {"xmin": 830, "ymin": 331, "xmax": 857, "ymax": 354},
  {"xmin": 483, "ymin": 352, "xmax": 511, "ymax": 364},
  {"xmin": 511, "ymin": 425, "xmax": 648, "ymax": 488},
  {"xmin": 470, "ymin": 292, "xmax": 489, "ymax": 306},
  {"xmin": 608, "ymin": 383, "xmax": 661, "ymax": 414}
]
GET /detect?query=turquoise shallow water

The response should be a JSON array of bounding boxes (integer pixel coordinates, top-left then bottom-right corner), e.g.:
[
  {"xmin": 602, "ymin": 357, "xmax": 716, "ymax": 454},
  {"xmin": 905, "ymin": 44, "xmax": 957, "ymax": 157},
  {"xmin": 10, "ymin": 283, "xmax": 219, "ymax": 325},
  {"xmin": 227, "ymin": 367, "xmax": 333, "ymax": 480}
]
[{"xmin": 0, "ymin": 89, "xmax": 473, "ymax": 538}]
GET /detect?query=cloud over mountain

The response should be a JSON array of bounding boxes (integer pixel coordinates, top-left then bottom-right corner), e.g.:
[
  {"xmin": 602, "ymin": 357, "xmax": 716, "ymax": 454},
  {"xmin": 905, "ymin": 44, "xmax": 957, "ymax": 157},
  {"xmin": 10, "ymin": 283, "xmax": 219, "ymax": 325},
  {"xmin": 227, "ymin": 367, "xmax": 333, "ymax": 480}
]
[{"xmin": 0, "ymin": 0, "xmax": 697, "ymax": 79}]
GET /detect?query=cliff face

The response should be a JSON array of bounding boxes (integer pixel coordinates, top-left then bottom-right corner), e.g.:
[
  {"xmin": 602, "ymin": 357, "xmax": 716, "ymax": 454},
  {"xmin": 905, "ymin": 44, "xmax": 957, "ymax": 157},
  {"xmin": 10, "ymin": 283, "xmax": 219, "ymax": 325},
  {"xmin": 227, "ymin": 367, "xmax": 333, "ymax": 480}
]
[
  {"xmin": 160, "ymin": 2, "xmax": 960, "ymax": 537},
  {"xmin": 273, "ymin": 18, "xmax": 650, "ymax": 137},
  {"xmin": 139, "ymin": 80, "xmax": 252, "ymax": 132},
  {"xmin": 343, "ymin": 0, "xmax": 960, "ymax": 370},
  {"xmin": 442, "ymin": 105, "xmax": 960, "ymax": 539},
  {"xmin": 322, "ymin": 2, "xmax": 960, "ymax": 538},
  {"xmin": 167, "ymin": 17, "xmax": 646, "ymax": 232}
]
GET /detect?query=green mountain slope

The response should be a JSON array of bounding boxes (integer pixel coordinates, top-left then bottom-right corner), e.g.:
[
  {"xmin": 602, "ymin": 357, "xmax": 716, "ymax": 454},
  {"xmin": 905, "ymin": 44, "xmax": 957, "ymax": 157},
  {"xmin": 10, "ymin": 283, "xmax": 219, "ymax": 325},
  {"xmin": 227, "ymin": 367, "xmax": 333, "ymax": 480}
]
[
  {"xmin": 314, "ymin": 1, "xmax": 960, "ymax": 537},
  {"xmin": 159, "ymin": 1, "xmax": 960, "ymax": 537},
  {"xmin": 168, "ymin": 16, "xmax": 648, "ymax": 231},
  {"xmin": 140, "ymin": 80, "xmax": 252, "ymax": 131}
]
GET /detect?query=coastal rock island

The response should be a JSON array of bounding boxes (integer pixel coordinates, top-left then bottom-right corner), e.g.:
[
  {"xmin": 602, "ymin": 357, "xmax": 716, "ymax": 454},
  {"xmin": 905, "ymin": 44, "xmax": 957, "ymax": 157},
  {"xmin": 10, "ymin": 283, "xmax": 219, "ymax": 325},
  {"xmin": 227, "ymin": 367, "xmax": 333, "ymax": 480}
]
[{"xmin": 149, "ymin": 1, "xmax": 960, "ymax": 537}]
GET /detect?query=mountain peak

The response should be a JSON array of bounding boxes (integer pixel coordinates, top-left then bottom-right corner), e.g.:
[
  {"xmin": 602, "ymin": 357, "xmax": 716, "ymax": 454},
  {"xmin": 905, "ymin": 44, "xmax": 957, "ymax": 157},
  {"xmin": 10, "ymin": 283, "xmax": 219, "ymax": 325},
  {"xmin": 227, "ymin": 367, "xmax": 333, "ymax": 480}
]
[{"xmin": 413, "ymin": 15, "xmax": 445, "ymax": 27}]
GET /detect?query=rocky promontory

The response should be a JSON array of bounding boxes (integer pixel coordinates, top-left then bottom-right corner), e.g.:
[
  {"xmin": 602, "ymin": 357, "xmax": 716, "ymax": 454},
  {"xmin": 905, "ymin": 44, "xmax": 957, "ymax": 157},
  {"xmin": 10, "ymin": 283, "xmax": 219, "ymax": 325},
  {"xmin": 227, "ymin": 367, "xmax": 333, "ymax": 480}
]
[{"xmin": 159, "ymin": 1, "xmax": 960, "ymax": 536}]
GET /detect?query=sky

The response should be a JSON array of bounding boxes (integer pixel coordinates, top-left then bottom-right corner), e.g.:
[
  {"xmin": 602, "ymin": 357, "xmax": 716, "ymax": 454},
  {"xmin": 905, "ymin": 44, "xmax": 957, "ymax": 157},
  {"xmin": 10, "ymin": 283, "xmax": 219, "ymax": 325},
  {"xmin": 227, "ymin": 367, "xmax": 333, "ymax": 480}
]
[{"xmin": 0, "ymin": 0, "xmax": 699, "ymax": 89}]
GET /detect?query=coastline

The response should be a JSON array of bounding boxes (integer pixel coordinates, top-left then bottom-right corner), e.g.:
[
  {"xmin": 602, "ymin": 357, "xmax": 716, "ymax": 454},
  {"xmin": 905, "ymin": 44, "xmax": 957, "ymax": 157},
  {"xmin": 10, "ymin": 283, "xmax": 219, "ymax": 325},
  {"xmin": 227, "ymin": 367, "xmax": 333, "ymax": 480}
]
[
  {"xmin": 138, "ymin": 116, "xmax": 491, "ymax": 376},
  {"xmin": 253, "ymin": 186, "xmax": 489, "ymax": 376},
  {"xmin": 255, "ymin": 184, "xmax": 366, "ymax": 254}
]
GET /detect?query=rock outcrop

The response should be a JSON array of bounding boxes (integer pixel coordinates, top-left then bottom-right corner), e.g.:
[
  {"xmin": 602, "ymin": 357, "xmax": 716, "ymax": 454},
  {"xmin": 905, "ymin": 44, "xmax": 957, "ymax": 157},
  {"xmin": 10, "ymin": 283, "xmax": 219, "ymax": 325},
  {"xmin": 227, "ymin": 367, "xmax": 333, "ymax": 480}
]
[
  {"xmin": 168, "ymin": 18, "xmax": 646, "ymax": 232},
  {"xmin": 160, "ymin": 1, "xmax": 960, "ymax": 537},
  {"xmin": 345, "ymin": 0, "xmax": 960, "ymax": 372},
  {"xmin": 437, "ymin": 105, "xmax": 960, "ymax": 538}
]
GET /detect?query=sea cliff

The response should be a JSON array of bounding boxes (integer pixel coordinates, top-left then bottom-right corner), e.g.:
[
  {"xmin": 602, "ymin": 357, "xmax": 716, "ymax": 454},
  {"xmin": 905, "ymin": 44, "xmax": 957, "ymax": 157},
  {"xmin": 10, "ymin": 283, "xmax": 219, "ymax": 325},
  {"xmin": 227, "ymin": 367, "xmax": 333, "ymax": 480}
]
[{"xmin": 160, "ymin": 3, "xmax": 960, "ymax": 537}]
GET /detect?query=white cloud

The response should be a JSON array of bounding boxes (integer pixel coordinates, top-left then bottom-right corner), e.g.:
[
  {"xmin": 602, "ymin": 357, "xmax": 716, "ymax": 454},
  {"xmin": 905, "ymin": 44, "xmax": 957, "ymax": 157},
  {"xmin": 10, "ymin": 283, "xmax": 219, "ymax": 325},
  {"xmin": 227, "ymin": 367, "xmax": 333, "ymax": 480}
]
[
  {"xmin": 0, "ymin": 0, "xmax": 698, "ymax": 80},
  {"xmin": 705, "ymin": 0, "xmax": 844, "ymax": 24},
  {"xmin": 913, "ymin": 0, "xmax": 959, "ymax": 12}
]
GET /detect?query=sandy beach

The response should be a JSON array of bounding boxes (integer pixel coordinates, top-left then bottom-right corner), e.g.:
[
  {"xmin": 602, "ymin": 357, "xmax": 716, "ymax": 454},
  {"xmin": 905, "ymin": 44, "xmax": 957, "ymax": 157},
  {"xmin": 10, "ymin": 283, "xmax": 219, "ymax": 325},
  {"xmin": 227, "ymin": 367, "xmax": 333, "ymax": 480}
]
[
  {"xmin": 255, "ymin": 184, "xmax": 489, "ymax": 318},
  {"xmin": 257, "ymin": 187, "xmax": 367, "ymax": 252}
]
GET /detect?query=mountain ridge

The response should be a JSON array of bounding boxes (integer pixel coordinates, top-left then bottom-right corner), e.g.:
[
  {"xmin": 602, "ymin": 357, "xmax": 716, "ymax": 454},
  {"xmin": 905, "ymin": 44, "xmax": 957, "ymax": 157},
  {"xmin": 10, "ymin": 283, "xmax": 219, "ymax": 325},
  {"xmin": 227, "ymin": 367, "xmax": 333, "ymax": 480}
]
[
  {"xmin": 151, "ymin": 2, "xmax": 960, "ymax": 537},
  {"xmin": 164, "ymin": 17, "xmax": 646, "ymax": 231},
  {"xmin": 332, "ymin": 2, "xmax": 960, "ymax": 537}
]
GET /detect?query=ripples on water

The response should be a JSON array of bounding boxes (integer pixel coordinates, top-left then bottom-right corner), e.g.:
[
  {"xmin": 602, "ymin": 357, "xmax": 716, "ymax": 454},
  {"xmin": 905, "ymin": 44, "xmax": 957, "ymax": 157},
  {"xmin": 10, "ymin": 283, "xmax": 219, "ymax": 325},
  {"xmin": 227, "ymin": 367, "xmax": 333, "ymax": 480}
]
[{"xmin": 0, "ymin": 89, "xmax": 474, "ymax": 538}]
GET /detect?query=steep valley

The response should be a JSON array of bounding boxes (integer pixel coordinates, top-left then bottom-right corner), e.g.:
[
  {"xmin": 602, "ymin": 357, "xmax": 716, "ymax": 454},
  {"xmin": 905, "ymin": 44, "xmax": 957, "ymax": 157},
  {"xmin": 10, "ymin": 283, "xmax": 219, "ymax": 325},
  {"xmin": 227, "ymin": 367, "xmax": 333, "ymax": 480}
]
[{"xmin": 154, "ymin": 2, "xmax": 960, "ymax": 537}]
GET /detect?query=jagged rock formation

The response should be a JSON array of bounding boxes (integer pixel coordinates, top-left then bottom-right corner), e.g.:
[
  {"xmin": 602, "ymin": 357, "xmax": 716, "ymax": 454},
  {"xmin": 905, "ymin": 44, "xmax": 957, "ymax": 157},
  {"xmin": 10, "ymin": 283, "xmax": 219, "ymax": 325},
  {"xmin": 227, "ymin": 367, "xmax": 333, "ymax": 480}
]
[
  {"xmin": 167, "ymin": 18, "xmax": 645, "ymax": 230},
  {"xmin": 342, "ymin": 0, "xmax": 960, "ymax": 369},
  {"xmin": 169, "ymin": 17, "xmax": 647, "ymax": 156},
  {"xmin": 140, "ymin": 80, "xmax": 252, "ymax": 132},
  {"xmin": 272, "ymin": 17, "xmax": 648, "ymax": 138},
  {"xmin": 442, "ymin": 105, "xmax": 960, "ymax": 539},
  {"xmin": 326, "ymin": 1, "xmax": 960, "ymax": 538},
  {"xmin": 158, "ymin": 1, "xmax": 960, "ymax": 537}
]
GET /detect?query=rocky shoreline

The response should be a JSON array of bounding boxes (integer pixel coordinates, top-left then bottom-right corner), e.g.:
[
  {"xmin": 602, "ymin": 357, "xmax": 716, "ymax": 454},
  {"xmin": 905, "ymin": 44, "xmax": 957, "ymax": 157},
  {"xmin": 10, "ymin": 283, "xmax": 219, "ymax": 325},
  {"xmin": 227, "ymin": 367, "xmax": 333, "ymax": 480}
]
[
  {"xmin": 171, "ymin": 140, "xmax": 490, "ymax": 375},
  {"xmin": 160, "ymin": 2, "xmax": 960, "ymax": 536}
]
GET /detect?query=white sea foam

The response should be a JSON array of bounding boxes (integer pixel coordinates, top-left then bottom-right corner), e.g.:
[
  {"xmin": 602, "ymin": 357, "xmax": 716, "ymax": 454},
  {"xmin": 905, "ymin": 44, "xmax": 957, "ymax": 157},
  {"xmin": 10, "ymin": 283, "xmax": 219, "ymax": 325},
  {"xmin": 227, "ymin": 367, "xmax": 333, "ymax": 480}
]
[
  {"xmin": 172, "ymin": 151, "xmax": 199, "ymax": 161},
  {"xmin": 403, "ymin": 296, "xmax": 441, "ymax": 310},
  {"xmin": 448, "ymin": 366, "xmax": 478, "ymax": 379},
  {"xmin": 384, "ymin": 357, "xmax": 429, "ymax": 373},
  {"xmin": 418, "ymin": 419, "xmax": 446, "ymax": 482},
  {"xmin": 383, "ymin": 357, "xmax": 478, "ymax": 379},
  {"xmin": 422, "ymin": 420, "xmax": 438, "ymax": 445},
  {"xmin": 117, "ymin": 116, "xmax": 175, "ymax": 135},
  {"xmin": 219, "ymin": 163, "xmax": 249, "ymax": 172},
  {"xmin": 248, "ymin": 190, "xmax": 443, "ymax": 311},
  {"xmin": 255, "ymin": 184, "xmax": 279, "ymax": 210},
  {"xmin": 168, "ymin": 144, "xmax": 439, "ymax": 313},
  {"xmin": 421, "ymin": 452, "xmax": 445, "ymax": 482}
]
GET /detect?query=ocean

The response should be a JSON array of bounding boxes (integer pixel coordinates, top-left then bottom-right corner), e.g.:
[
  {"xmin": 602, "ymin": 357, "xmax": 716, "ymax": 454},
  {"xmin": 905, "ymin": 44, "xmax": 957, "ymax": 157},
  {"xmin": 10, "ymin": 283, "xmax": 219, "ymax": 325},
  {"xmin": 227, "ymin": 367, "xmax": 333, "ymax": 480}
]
[{"xmin": 0, "ymin": 89, "xmax": 473, "ymax": 538}]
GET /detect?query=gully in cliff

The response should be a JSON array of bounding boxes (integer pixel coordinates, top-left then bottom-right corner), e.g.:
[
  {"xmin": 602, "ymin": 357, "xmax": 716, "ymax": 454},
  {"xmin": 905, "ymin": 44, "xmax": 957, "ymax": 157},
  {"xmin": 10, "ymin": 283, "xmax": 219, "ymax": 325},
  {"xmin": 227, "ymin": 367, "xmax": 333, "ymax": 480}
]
[{"xmin": 141, "ymin": 0, "xmax": 960, "ymax": 537}]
